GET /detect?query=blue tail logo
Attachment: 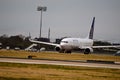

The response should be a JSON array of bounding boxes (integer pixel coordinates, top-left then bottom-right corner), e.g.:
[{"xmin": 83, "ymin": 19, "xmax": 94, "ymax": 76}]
[{"xmin": 89, "ymin": 17, "xmax": 95, "ymax": 39}]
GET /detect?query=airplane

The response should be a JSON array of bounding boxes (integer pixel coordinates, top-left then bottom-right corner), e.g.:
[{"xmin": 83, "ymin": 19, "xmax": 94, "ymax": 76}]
[{"xmin": 29, "ymin": 17, "xmax": 120, "ymax": 54}]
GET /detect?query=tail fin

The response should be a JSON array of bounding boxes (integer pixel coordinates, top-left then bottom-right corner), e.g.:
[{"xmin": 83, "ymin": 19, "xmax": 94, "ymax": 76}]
[{"xmin": 89, "ymin": 17, "xmax": 95, "ymax": 39}]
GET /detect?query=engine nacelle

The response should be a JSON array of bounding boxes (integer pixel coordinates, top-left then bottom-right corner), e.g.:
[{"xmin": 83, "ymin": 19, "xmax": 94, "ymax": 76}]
[
  {"xmin": 84, "ymin": 47, "xmax": 93, "ymax": 54},
  {"xmin": 55, "ymin": 45, "xmax": 62, "ymax": 51}
]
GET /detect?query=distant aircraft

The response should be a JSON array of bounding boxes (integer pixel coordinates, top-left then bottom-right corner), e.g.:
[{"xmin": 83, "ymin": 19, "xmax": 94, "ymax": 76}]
[{"xmin": 30, "ymin": 17, "xmax": 120, "ymax": 54}]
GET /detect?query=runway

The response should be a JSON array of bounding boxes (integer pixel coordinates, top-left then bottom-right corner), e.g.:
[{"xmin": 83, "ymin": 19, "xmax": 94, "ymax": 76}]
[{"xmin": 0, "ymin": 58, "xmax": 120, "ymax": 69}]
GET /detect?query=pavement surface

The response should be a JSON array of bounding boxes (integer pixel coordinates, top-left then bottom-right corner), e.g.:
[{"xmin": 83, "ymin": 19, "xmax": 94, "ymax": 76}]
[{"xmin": 0, "ymin": 58, "xmax": 120, "ymax": 69}]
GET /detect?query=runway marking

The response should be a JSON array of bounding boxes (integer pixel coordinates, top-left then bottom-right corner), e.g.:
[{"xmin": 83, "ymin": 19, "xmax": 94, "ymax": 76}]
[{"xmin": 0, "ymin": 58, "xmax": 120, "ymax": 69}]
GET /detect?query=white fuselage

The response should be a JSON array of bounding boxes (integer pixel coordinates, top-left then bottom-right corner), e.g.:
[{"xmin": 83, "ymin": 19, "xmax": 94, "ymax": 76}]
[{"xmin": 60, "ymin": 38, "xmax": 93, "ymax": 50}]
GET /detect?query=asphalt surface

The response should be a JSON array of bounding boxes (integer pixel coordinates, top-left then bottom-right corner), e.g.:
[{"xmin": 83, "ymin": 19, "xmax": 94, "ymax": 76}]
[{"xmin": 0, "ymin": 58, "xmax": 120, "ymax": 69}]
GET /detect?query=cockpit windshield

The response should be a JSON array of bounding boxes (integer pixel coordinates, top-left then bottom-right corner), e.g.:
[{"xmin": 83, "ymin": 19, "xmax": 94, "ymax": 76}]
[{"xmin": 61, "ymin": 41, "xmax": 68, "ymax": 43}]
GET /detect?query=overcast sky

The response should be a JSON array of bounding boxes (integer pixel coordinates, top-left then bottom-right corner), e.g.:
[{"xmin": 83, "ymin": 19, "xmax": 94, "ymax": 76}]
[{"xmin": 0, "ymin": 0, "xmax": 120, "ymax": 43}]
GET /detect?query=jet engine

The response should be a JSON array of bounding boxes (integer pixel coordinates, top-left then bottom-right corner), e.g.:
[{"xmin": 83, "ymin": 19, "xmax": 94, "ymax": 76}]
[
  {"xmin": 84, "ymin": 47, "xmax": 93, "ymax": 54},
  {"xmin": 55, "ymin": 45, "xmax": 62, "ymax": 51}
]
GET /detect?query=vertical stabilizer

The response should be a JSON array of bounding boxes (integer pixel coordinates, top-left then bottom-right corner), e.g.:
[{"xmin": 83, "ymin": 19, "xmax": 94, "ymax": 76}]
[{"xmin": 89, "ymin": 17, "xmax": 95, "ymax": 39}]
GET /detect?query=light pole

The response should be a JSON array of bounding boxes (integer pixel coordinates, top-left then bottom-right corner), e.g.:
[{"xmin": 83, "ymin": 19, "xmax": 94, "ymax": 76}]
[{"xmin": 37, "ymin": 6, "xmax": 47, "ymax": 38}]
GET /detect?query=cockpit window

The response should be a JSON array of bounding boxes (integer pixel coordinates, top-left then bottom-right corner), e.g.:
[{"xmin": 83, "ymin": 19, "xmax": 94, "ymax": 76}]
[{"xmin": 61, "ymin": 41, "xmax": 68, "ymax": 43}]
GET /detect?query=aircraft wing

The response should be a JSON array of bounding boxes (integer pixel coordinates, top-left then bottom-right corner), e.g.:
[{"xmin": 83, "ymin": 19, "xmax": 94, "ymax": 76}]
[
  {"xmin": 29, "ymin": 39, "xmax": 59, "ymax": 46},
  {"xmin": 92, "ymin": 45, "xmax": 120, "ymax": 48}
]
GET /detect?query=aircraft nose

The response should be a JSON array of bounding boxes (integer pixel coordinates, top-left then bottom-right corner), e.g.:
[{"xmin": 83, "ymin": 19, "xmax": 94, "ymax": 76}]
[
  {"xmin": 60, "ymin": 42, "xmax": 72, "ymax": 50},
  {"xmin": 60, "ymin": 42, "xmax": 66, "ymax": 46},
  {"xmin": 60, "ymin": 43, "xmax": 67, "ymax": 49},
  {"xmin": 60, "ymin": 42, "xmax": 69, "ymax": 48}
]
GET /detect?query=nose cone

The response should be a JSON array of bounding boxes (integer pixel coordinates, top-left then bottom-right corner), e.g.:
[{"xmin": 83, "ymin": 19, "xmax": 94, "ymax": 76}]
[
  {"xmin": 60, "ymin": 41, "xmax": 72, "ymax": 50},
  {"xmin": 60, "ymin": 40, "xmax": 68, "ymax": 46},
  {"xmin": 60, "ymin": 42, "xmax": 67, "ymax": 48}
]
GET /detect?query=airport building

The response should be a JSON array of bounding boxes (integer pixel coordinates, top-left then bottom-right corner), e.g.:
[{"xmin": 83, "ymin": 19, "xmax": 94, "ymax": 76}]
[{"xmin": 35, "ymin": 37, "xmax": 50, "ymax": 42}]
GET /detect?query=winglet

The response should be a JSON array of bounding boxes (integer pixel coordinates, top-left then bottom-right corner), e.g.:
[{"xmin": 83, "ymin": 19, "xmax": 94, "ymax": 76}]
[{"xmin": 89, "ymin": 17, "xmax": 95, "ymax": 39}]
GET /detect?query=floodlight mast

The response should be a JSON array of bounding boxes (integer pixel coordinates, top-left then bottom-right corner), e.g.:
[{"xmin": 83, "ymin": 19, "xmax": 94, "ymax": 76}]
[{"xmin": 37, "ymin": 6, "xmax": 47, "ymax": 38}]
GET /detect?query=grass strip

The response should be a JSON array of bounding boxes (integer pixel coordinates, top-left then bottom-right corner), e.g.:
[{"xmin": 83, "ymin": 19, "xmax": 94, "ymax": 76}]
[
  {"xmin": 0, "ymin": 50, "xmax": 120, "ymax": 61},
  {"xmin": 0, "ymin": 62, "xmax": 120, "ymax": 80},
  {"xmin": 0, "ymin": 77, "xmax": 35, "ymax": 80}
]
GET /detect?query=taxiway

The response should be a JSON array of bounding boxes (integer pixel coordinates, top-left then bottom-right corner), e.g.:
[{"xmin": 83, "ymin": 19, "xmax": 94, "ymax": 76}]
[{"xmin": 0, "ymin": 58, "xmax": 120, "ymax": 69}]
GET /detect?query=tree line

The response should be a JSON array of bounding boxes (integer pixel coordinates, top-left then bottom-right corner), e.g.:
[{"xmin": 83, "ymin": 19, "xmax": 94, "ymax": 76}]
[
  {"xmin": 0, "ymin": 34, "xmax": 118, "ymax": 51},
  {"xmin": 0, "ymin": 34, "xmax": 31, "ymax": 49},
  {"xmin": 0, "ymin": 34, "xmax": 54, "ymax": 50}
]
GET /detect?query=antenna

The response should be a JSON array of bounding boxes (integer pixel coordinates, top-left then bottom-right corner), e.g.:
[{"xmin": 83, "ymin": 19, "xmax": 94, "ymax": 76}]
[
  {"xmin": 48, "ymin": 27, "xmax": 50, "ymax": 39},
  {"xmin": 29, "ymin": 32, "xmax": 31, "ymax": 39}
]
